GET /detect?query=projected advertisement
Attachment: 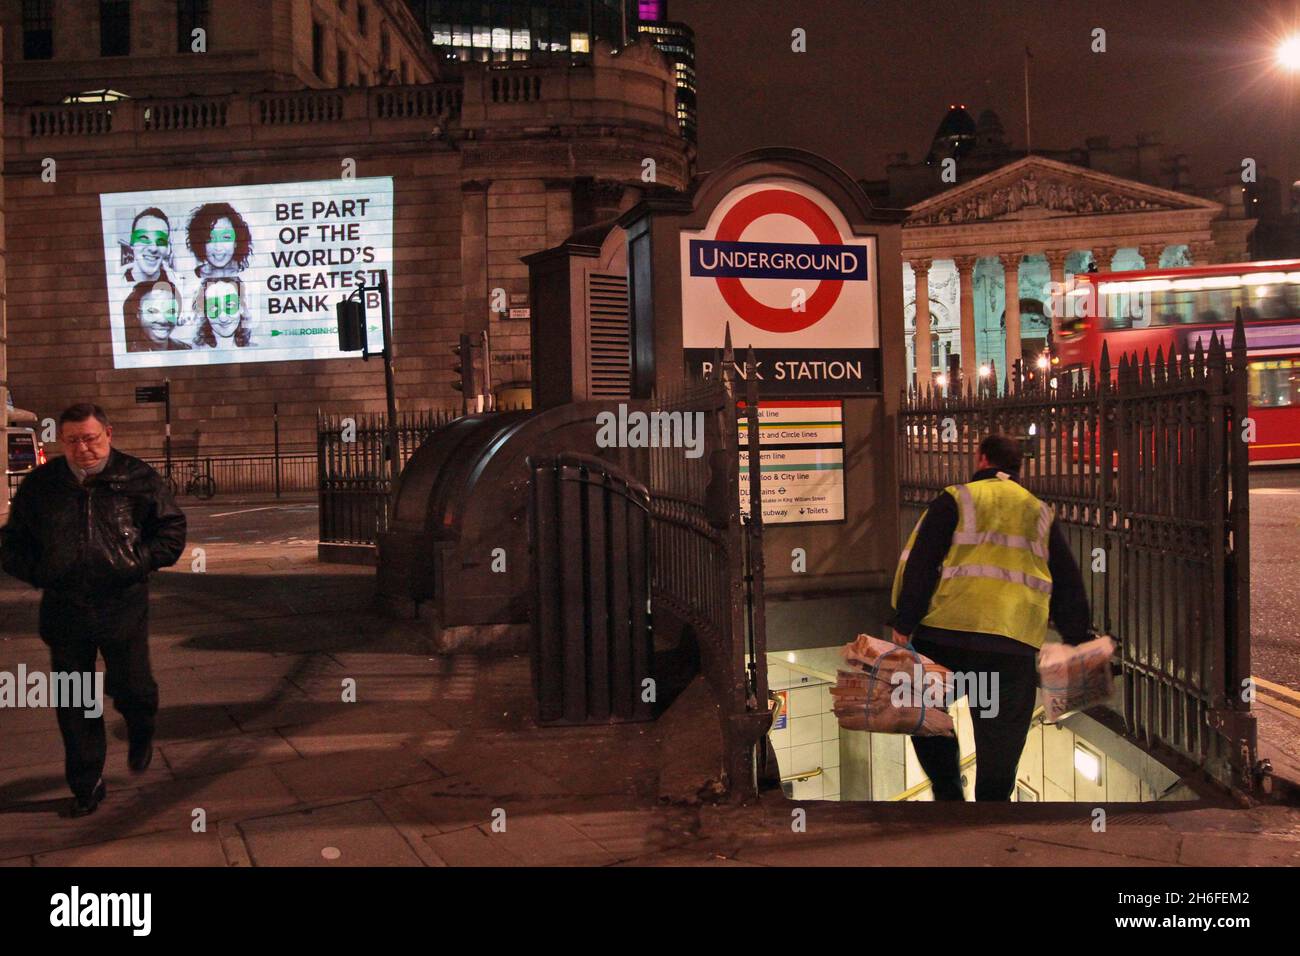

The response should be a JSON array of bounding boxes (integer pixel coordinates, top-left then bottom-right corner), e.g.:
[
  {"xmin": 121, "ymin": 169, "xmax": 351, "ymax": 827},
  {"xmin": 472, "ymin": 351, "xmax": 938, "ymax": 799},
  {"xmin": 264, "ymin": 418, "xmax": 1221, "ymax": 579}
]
[{"xmin": 99, "ymin": 177, "xmax": 394, "ymax": 368}]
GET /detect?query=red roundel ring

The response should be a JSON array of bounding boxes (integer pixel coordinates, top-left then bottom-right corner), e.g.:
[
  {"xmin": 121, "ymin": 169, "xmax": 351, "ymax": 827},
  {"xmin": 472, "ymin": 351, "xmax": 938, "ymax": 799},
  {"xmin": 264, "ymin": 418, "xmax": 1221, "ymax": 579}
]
[{"xmin": 714, "ymin": 189, "xmax": 844, "ymax": 334}]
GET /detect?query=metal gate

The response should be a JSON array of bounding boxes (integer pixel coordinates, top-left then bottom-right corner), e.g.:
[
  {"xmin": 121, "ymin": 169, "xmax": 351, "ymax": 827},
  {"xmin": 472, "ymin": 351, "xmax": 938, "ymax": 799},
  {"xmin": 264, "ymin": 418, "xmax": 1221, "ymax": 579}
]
[
  {"xmin": 526, "ymin": 342, "xmax": 770, "ymax": 796},
  {"xmin": 897, "ymin": 320, "xmax": 1257, "ymax": 792},
  {"xmin": 529, "ymin": 453, "xmax": 654, "ymax": 724},
  {"xmin": 640, "ymin": 361, "xmax": 769, "ymax": 796}
]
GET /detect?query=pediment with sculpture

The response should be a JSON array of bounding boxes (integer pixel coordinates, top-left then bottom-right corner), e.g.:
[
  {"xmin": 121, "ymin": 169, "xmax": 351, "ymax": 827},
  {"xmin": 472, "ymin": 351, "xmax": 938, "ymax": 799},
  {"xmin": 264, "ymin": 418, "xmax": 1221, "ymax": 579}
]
[{"xmin": 907, "ymin": 157, "xmax": 1218, "ymax": 227}]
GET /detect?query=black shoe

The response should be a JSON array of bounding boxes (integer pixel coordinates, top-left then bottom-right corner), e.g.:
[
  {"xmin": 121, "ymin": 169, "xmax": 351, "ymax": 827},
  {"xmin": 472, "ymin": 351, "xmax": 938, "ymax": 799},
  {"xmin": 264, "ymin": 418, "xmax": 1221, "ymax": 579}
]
[
  {"xmin": 70, "ymin": 779, "xmax": 107, "ymax": 818},
  {"xmin": 128, "ymin": 732, "xmax": 154, "ymax": 773}
]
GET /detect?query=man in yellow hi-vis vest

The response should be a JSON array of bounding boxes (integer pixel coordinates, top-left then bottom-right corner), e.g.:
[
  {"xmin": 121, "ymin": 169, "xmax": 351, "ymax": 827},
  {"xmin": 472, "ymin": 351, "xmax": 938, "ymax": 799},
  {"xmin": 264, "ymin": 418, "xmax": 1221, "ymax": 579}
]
[{"xmin": 888, "ymin": 434, "xmax": 1092, "ymax": 801}]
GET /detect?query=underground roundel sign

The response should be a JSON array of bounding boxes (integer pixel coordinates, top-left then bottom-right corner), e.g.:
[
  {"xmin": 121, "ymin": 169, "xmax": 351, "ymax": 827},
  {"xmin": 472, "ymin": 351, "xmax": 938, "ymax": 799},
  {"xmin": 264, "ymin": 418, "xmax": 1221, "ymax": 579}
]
[{"xmin": 680, "ymin": 177, "xmax": 880, "ymax": 396}]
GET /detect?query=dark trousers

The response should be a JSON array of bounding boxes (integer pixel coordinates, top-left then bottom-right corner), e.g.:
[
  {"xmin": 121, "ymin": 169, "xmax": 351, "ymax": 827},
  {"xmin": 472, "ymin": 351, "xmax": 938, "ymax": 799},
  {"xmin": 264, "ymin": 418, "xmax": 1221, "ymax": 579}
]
[
  {"xmin": 908, "ymin": 631, "xmax": 1038, "ymax": 802},
  {"xmin": 39, "ymin": 585, "xmax": 158, "ymax": 800}
]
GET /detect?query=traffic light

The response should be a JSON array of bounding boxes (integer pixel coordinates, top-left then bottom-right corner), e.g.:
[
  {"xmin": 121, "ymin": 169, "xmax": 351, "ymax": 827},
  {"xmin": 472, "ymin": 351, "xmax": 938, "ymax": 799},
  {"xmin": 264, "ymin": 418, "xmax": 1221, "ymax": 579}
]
[
  {"xmin": 451, "ymin": 333, "xmax": 479, "ymax": 396},
  {"xmin": 336, "ymin": 299, "xmax": 366, "ymax": 353},
  {"xmin": 452, "ymin": 331, "xmax": 496, "ymax": 413}
]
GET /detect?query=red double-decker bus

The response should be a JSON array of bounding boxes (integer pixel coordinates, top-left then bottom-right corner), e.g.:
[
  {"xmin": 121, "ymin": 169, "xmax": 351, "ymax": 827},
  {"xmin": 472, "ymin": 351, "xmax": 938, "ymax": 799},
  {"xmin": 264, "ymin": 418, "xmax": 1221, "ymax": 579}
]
[{"xmin": 1054, "ymin": 260, "xmax": 1300, "ymax": 465}]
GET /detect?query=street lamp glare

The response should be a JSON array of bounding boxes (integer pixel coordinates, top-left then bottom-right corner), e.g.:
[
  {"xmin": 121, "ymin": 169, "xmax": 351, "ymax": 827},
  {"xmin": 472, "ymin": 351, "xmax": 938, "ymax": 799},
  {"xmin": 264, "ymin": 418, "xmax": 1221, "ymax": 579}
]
[{"xmin": 1277, "ymin": 35, "xmax": 1300, "ymax": 71}]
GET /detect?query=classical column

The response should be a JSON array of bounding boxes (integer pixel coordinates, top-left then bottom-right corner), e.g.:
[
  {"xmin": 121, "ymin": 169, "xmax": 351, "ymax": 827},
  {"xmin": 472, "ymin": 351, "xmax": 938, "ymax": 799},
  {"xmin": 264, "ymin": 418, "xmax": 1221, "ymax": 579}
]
[
  {"xmin": 1091, "ymin": 244, "xmax": 1117, "ymax": 272},
  {"xmin": 909, "ymin": 258, "xmax": 933, "ymax": 395},
  {"xmin": 954, "ymin": 255, "xmax": 978, "ymax": 386},
  {"xmin": 1138, "ymin": 242, "xmax": 1164, "ymax": 271},
  {"xmin": 999, "ymin": 252, "xmax": 1022, "ymax": 383},
  {"xmin": 1044, "ymin": 248, "xmax": 1069, "ymax": 290}
]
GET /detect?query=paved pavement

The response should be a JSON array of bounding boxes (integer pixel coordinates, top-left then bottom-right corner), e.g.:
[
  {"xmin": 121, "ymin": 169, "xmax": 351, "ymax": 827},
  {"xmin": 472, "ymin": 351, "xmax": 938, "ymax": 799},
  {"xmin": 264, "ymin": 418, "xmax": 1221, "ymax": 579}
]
[{"xmin": 0, "ymin": 500, "xmax": 1298, "ymax": 867}]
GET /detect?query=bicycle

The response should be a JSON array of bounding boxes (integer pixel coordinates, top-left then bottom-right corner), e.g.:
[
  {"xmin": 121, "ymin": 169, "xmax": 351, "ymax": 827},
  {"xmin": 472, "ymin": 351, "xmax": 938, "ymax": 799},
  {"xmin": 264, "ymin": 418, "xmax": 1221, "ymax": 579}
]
[{"xmin": 164, "ymin": 459, "xmax": 217, "ymax": 500}]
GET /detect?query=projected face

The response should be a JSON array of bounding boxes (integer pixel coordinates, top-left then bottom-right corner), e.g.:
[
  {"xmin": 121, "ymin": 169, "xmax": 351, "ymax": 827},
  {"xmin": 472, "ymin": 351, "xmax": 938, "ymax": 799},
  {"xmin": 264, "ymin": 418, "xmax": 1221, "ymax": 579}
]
[
  {"xmin": 206, "ymin": 216, "xmax": 236, "ymax": 269},
  {"xmin": 138, "ymin": 286, "xmax": 180, "ymax": 346},
  {"xmin": 204, "ymin": 279, "xmax": 242, "ymax": 338},
  {"xmin": 130, "ymin": 215, "xmax": 169, "ymax": 280}
]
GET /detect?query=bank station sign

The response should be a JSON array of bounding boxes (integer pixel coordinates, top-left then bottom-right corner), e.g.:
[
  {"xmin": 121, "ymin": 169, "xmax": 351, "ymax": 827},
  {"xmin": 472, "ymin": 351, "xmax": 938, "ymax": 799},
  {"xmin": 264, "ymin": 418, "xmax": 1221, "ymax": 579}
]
[{"xmin": 680, "ymin": 178, "xmax": 880, "ymax": 396}]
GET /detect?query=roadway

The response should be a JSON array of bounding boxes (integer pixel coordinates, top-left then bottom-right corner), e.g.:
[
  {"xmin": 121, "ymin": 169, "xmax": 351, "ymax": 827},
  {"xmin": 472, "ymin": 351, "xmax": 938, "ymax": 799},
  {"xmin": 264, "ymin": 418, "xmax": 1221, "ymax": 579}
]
[{"xmin": 1250, "ymin": 468, "xmax": 1300, "ymax": 693}]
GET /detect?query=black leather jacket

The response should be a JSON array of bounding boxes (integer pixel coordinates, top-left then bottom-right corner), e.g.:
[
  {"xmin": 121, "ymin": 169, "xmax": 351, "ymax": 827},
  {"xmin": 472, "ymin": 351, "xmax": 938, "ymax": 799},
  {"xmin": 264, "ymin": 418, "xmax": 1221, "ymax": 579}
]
[{"xmin": 1, "ymin": 449, "xmax": 186, "ymax": 596}]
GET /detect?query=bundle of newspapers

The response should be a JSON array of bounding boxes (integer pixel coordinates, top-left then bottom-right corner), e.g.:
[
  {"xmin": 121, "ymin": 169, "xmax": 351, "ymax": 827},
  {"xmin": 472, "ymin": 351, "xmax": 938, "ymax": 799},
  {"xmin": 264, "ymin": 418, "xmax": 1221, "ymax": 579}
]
[
  {"xmin": 831, "ymin": 633, "xmax": 955, "ymax": 737},
  {"xmin": 1037, "ymin": 635, "xmax": 1116, "ymax": 722}
]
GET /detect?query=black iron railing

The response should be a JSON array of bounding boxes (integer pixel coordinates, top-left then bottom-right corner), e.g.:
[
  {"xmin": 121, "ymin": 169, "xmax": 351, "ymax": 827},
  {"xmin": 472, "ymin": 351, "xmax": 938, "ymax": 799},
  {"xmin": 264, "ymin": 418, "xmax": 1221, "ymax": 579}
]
[
  {"xmin": 316, "ymin": 408, "xmax": 457, "ymax": 546},
  {"xmin": 897, "ymin": 315, "xmax": 1256, "ymax": 793},
  {"xmin": 139, "ymin": 452, "xmax": 316, "ymax": 496}
]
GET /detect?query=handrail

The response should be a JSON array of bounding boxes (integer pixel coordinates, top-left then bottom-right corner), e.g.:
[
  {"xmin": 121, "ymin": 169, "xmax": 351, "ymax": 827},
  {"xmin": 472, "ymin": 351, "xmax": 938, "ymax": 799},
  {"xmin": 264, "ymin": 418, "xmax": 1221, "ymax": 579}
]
[{"xmin": 781, "ymin": 766, "xmax": 822, "ymax": 784}]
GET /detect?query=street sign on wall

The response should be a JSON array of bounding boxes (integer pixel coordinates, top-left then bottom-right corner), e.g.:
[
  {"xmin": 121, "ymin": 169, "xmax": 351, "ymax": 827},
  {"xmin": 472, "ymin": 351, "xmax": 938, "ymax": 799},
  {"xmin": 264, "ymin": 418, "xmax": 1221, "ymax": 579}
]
[
  {"xmin": 134, "ymin": 384, "xmax": 168, "ymax": 404},
  {"xmin": 681, "ymin": 178, "xmax": 880, "ymax": 396}
]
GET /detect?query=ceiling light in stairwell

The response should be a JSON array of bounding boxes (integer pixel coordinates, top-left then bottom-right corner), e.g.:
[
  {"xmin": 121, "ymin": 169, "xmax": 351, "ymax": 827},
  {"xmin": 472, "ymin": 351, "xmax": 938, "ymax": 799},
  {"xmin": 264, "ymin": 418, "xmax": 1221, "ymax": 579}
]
[{"xmin": 1074, "ymin": 744, "xmax": 1102, "ymax": 784}]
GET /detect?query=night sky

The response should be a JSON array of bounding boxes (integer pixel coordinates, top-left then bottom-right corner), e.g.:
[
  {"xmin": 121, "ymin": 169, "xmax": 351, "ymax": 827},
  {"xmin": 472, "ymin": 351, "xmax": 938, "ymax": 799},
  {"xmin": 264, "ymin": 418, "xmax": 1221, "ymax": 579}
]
[{"xmin": 673, "ymin": 0, "xmax": 1300, "ymax": 199}]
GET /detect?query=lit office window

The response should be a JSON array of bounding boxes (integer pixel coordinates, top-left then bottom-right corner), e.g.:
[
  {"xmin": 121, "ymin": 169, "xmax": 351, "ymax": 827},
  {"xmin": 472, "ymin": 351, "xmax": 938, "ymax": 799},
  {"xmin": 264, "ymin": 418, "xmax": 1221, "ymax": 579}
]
[{"xmin": 570, "ymin": 32, "xmax": 589, "ymax": 53}]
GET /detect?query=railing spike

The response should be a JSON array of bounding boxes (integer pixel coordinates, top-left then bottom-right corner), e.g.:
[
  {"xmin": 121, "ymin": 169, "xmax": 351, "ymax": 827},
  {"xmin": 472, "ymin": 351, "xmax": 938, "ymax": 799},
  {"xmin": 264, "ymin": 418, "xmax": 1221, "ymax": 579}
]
[{"xmin": 1231, "ymin": 306, "xmax": 1247, "ymax": 370}]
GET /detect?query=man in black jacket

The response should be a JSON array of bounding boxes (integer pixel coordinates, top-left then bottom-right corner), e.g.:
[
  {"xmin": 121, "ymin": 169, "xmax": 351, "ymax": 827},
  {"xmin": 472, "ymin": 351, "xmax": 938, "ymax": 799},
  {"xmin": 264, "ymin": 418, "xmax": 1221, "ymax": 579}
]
[
  {"xmin": 888, "ymin": 433, "xmax": 1092, "ymax": 801},
  {"xmin": 1, "ymin": 403, "xmax": 186, "ymax": 816}
]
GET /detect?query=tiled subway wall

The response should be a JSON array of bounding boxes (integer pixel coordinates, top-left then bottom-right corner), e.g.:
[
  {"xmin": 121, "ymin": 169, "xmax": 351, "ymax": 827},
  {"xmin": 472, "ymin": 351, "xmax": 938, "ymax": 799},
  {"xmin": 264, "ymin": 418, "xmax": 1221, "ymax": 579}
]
[
  {"xmin": 768, "ymin": 647, "xmax": 1192, "ymax": 803},
  {"xmin": 767, "ymin": 663, "xmax": 840, "ymax": 801}
]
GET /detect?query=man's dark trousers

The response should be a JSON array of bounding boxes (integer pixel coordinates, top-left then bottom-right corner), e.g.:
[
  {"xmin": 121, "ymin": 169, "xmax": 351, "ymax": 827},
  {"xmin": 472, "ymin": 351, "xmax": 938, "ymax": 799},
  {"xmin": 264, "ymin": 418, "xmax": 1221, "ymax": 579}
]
[
  {"xmin": 40, "ymin": 583, "xmax": 158, "ymax": 800},
  {"xmin": 908, "ymin": 629, "xmax": 1038, "ymax": 801}
]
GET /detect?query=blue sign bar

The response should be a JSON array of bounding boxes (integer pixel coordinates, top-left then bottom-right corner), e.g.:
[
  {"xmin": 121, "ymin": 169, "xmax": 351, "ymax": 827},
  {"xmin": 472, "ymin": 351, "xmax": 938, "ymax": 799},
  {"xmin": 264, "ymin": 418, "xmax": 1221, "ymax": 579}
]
[{"xmin": 689, "ymin": 240, "xmax": 870, "ymax": 281}]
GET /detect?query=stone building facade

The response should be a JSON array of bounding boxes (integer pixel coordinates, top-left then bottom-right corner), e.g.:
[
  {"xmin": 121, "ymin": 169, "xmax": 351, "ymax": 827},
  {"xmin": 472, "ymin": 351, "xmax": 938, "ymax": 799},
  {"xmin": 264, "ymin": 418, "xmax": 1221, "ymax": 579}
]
[
  {"xmin": 1, "ymin": 0, "xmax": 437, "ymax": 101},
  {"xmin": 1, "ymin": 0, "xmax": 689, "ymax": 458},
  {"xmin": 900, "ymin": 155, "xmax": 1254, "ymax": 391},
  {"xmin": 865, "ymin": 107, "xmax": 1257, "ymax": 391}
]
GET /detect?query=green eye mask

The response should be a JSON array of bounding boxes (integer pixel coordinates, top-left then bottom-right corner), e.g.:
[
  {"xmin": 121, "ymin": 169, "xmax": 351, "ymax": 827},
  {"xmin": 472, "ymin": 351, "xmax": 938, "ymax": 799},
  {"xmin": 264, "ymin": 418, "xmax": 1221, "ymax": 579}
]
[
  {"xmin": 209, "ymin": 227, "xmax": 236, "ymax": 244},
  {"xmin": 130, "ymin": 229, "xmax": 169, "ymax": 248},
  {"xmin": 206, "ymin": 292, "xmax": 240, "ymax": 320}
]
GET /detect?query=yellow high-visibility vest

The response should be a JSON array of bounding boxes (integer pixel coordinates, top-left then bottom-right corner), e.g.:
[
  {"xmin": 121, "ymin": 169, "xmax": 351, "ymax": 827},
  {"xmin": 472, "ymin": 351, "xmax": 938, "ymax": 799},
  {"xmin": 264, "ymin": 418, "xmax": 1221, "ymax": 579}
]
[{"xmin": 891, "ymin": 473, "xmax": 1054, "ymax": 648}]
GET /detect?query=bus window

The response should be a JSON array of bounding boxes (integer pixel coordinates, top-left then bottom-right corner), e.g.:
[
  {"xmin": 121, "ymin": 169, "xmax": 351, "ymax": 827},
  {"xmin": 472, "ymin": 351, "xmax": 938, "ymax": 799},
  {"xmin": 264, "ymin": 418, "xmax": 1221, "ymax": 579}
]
[
  {"xmin": 1248, "ymin": 359, "xmax": 1300, "ymax": 407},
  {"xmin": 1198, "ymin": 289, "xmax": 1231, "ymax": 324},
  {"xmin": 1101, "ymin": 293, "xmax": 1132, "ymax": 330},
  {"xmin": 1248, "ymin": 286, "xmax": 1290, "ymax": 319},
  {"xmin": 1151, "ymin": 289, "xmax": 1197, "ymax": 325}
]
